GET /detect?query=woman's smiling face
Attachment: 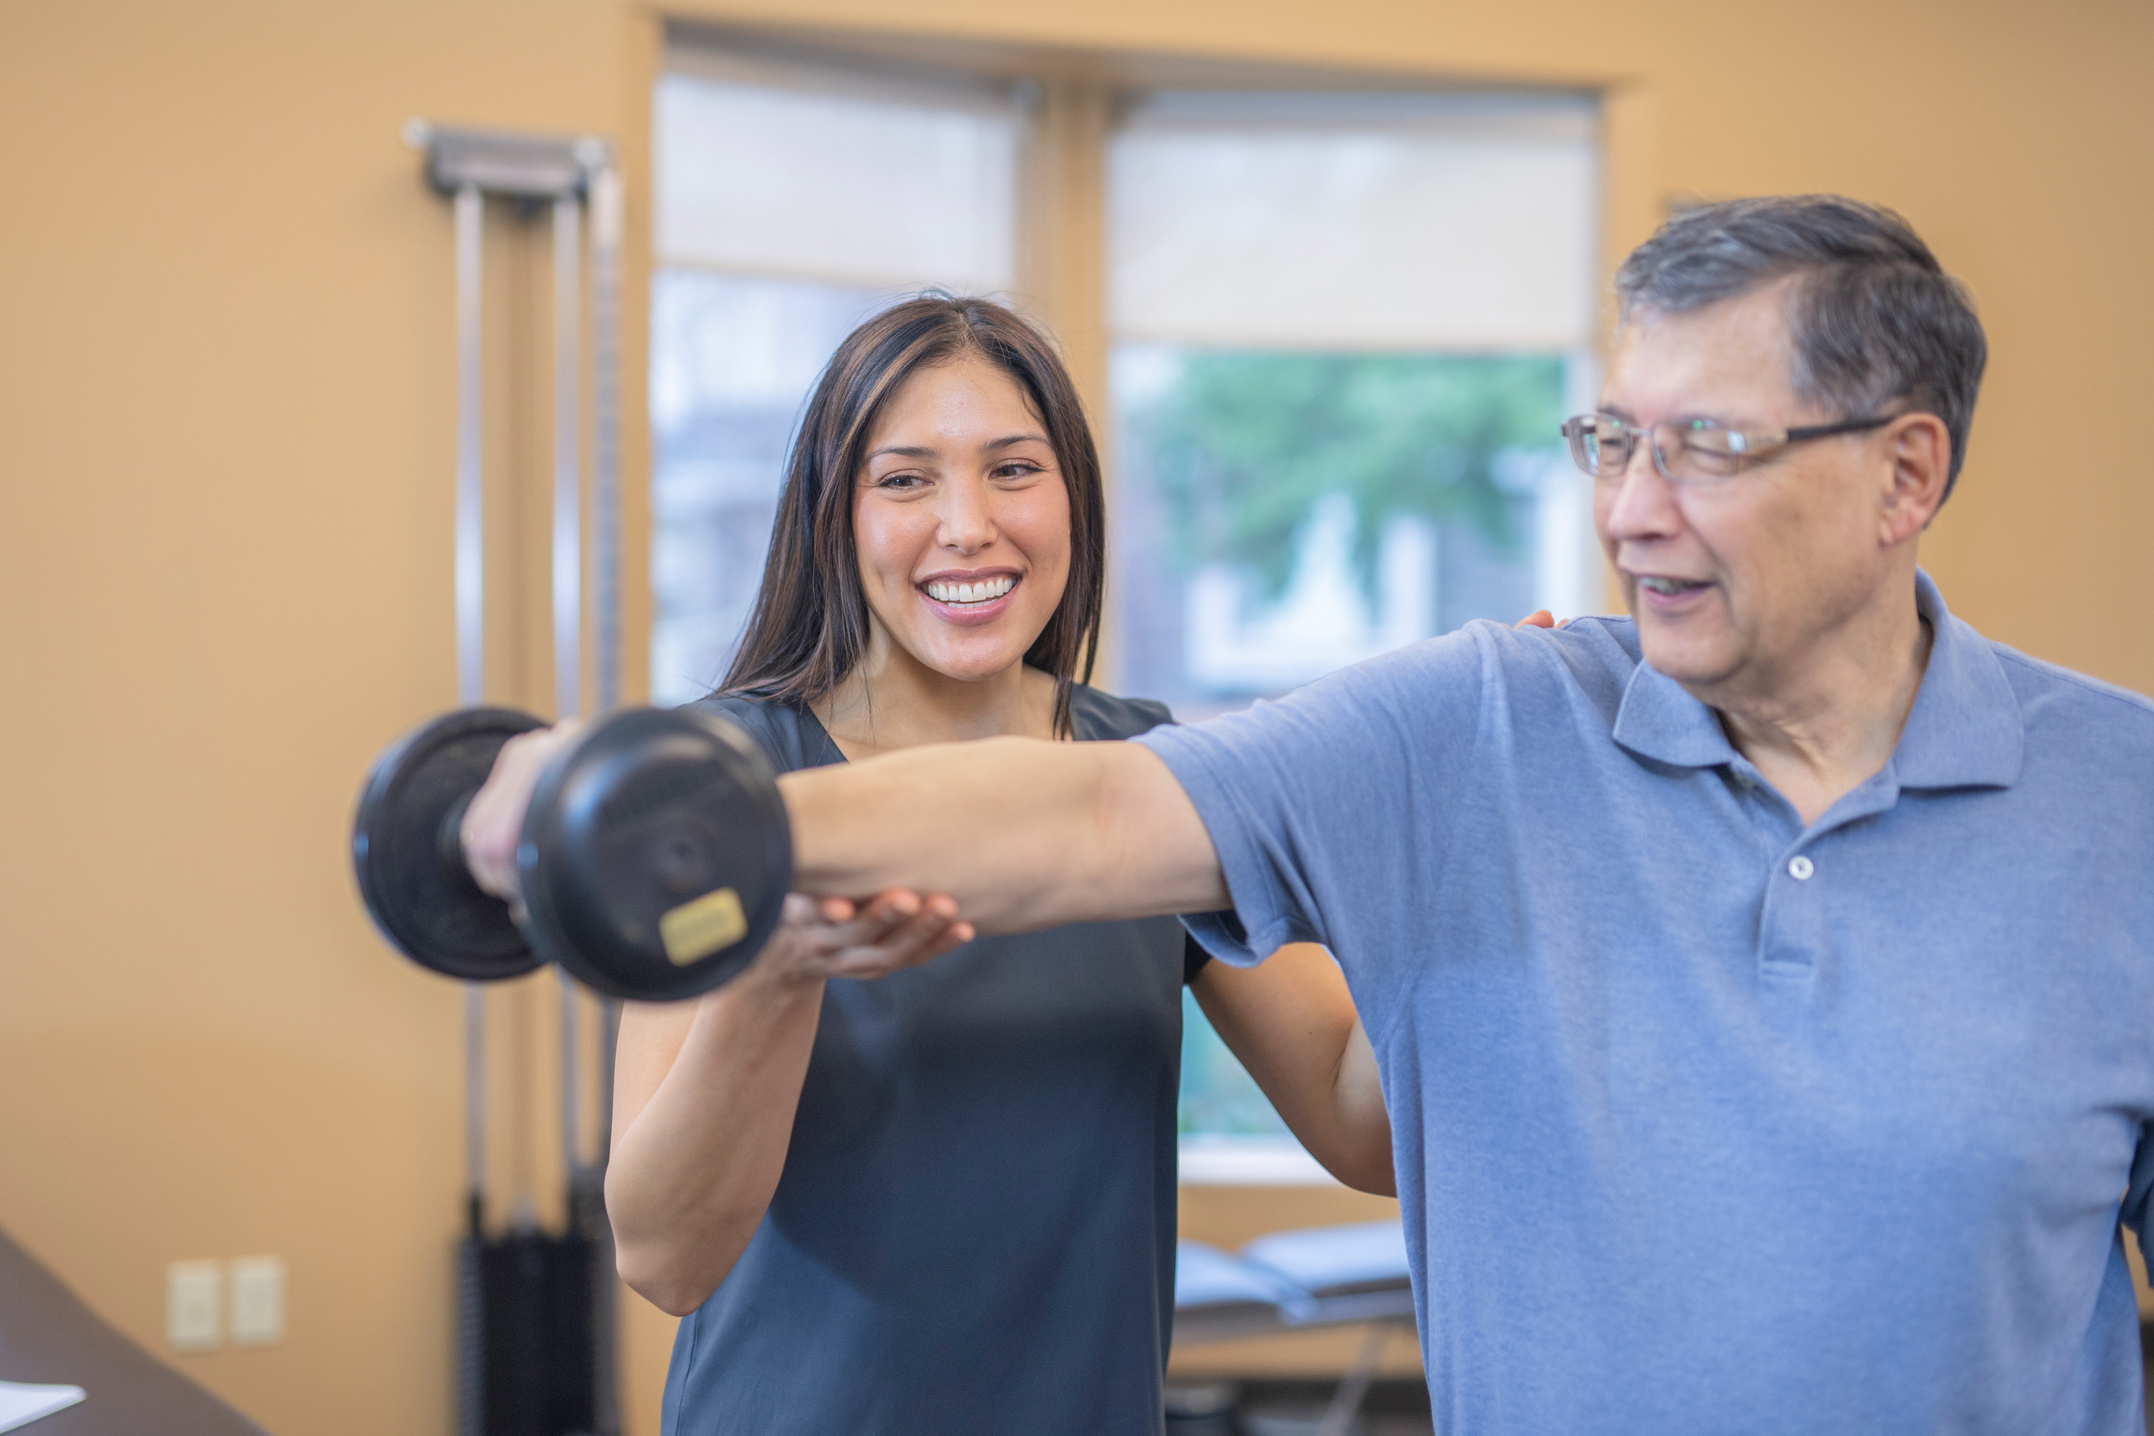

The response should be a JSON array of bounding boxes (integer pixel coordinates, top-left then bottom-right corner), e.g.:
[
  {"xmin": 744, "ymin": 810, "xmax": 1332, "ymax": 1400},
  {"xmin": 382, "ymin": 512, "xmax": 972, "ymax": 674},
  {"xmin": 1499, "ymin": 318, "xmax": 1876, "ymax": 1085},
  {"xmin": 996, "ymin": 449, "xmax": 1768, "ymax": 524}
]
[{"xmin": 852, "ymin": 352, "xmax": 1071, "ymax": 683}]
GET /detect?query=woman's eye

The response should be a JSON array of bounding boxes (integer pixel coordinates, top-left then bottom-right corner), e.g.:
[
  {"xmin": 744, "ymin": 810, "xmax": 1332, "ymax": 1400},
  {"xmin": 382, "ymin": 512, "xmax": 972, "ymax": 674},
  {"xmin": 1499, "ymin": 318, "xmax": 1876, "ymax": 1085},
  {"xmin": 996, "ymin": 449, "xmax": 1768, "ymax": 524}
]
[
  {"xmin": 993, "ymin": 461, "xmax": 1043, "ymax": 481},
  {"xmin": 876, "ymin": 472, "xmax": 927, "ymax": 490}
]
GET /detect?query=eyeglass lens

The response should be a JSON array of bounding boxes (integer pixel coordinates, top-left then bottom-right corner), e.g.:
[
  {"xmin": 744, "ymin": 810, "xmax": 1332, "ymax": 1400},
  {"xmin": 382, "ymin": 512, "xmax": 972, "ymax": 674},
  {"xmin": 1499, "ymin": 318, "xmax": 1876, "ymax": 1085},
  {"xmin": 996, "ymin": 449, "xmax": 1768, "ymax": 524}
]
[{"xmin": 1567, "ymin": 417, "xmax": 1746, "ymax": 484}]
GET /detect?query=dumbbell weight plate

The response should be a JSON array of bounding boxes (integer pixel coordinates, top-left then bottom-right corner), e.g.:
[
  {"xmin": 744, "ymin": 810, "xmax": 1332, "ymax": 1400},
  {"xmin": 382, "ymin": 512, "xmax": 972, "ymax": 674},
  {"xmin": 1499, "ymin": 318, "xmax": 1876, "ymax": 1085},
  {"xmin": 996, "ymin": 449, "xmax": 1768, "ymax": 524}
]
[
  {"xmin": 352, "ymin": 707, "xmax": 549, "ymax": 982},
  {"xmin": 517, "ymin": 707, "xmax": 793, "ymax": 1002}
]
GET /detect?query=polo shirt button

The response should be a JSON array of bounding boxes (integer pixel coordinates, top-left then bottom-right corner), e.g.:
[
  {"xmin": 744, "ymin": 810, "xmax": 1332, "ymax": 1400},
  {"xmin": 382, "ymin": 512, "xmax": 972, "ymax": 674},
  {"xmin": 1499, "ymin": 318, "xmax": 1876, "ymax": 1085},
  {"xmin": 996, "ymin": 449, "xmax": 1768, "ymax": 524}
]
[{"xmin": 1788, "ymin": 855, "xmax": 1815, "ymax": 880}]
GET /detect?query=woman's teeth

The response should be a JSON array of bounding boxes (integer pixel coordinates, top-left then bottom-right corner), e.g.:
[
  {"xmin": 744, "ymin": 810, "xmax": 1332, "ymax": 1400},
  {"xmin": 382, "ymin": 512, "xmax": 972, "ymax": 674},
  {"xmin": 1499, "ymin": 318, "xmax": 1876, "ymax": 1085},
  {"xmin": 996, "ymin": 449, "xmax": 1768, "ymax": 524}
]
[
  {"xmin": 1639, "ymin": 576, "xmax": 1706, "ymax": 596},
  {"xmin": 925, "ymin": 576, "xmax": 1015, "ymax": 606}
]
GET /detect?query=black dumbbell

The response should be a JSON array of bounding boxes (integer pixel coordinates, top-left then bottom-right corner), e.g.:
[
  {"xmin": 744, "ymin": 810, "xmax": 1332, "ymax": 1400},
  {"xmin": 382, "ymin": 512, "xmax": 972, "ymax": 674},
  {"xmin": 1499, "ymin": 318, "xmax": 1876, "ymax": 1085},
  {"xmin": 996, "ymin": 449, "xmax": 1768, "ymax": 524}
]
[{"xmin": 351, "ymin": 706, "xmax": 793, "ymax": 1001}]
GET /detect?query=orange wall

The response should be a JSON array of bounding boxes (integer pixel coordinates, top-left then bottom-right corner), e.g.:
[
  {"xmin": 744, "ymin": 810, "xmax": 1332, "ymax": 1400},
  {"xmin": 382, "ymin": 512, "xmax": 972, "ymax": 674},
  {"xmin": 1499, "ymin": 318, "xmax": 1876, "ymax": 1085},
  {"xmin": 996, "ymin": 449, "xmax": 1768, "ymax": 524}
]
[{"xmin": 2, "ymin": 2, "xmax": 2149, "ymax": 1433}]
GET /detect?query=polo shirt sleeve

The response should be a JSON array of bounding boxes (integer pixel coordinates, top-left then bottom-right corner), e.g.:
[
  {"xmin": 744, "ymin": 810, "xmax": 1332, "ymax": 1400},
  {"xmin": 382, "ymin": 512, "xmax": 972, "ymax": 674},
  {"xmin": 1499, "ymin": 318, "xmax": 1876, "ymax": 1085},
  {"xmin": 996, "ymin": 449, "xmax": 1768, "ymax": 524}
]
[{"xmin": 1132, "ymin": 627, "xmax": 1488, "ymax": 1004}]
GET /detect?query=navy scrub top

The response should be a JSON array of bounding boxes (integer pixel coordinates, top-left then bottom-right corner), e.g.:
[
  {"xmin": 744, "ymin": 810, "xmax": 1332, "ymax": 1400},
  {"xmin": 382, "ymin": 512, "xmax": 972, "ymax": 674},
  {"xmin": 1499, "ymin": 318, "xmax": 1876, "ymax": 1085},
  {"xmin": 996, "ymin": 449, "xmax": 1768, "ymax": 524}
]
[{"xmin": 660, "ymin": 685, "xmax": 1204, "ymax": 1436}]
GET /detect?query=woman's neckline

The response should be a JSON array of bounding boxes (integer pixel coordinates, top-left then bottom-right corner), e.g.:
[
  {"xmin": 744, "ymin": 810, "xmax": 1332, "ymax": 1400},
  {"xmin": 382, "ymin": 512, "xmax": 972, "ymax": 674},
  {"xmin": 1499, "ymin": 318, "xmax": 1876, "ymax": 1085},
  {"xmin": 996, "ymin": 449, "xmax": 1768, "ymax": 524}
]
[
  {"xmin": 809, "ymin": 667, "xmax": 1072, "ymax": 770},
  {"xmin": 797, "ymin": 678, "xmax": 1084, "ymax": 765}
]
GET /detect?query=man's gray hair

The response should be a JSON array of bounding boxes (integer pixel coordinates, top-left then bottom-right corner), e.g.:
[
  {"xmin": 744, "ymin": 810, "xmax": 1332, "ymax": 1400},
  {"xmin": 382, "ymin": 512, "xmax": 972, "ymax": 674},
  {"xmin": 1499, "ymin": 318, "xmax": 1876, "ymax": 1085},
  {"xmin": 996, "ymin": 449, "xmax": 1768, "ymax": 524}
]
[{"xmin": 1614, "ymin": 195, "xmax": 1987, "ymax": 498}]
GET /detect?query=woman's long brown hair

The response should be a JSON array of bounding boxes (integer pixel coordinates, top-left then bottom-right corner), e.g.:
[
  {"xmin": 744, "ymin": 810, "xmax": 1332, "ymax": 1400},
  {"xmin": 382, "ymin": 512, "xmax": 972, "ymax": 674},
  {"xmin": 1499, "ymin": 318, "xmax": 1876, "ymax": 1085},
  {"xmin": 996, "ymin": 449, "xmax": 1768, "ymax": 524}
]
[{"xmin": 718, "ymin": 295, "xmax": 1106, "ymax": 738}]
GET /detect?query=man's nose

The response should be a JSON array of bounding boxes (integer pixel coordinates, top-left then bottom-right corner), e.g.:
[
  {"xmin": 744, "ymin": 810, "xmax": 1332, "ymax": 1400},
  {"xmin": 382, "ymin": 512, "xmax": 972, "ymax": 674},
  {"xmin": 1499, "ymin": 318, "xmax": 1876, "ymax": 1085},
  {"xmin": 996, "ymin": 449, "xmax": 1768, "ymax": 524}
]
[{"xmin": 1599, "ymin": 441, "xmax": 1683, "ymax": 542}]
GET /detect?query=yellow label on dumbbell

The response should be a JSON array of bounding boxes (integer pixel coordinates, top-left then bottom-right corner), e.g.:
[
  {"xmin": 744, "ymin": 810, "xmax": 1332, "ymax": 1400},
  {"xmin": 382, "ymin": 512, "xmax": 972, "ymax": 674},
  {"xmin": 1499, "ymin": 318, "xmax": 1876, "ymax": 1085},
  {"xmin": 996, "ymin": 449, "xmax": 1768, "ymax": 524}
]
[{"xmin": 659, "ymin": 887, "xmax": 747, "ymax": 966}]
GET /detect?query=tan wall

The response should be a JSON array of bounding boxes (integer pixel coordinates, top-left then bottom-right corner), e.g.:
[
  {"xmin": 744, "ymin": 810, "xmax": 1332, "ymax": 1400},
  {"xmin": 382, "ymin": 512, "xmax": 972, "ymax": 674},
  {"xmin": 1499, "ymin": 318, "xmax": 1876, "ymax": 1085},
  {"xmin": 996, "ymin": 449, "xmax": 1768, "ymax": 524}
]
[{"xmin": 2, "ymin": 1, "xmax": 2149, "ymax": 1433}]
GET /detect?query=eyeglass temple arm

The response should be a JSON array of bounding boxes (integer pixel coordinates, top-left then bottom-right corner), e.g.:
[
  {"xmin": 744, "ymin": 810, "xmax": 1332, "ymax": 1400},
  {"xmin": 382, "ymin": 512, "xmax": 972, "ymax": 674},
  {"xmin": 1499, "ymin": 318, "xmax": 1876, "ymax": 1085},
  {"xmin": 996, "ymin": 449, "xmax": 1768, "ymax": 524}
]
[{"xmin": 1781, "ymin": 414, "xmax": 1895, "ymax": 442}]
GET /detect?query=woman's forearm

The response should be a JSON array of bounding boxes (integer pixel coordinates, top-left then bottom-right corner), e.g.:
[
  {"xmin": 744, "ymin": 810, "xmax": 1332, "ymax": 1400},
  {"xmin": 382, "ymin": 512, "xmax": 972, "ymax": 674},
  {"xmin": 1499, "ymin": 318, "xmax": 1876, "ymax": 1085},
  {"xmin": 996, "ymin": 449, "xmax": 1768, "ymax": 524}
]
[
  {"xmin": 1194, "ymin": 946, "xmax": 1396, "ymax": 1196},
  {"xmin": 781, "ymin": 737, "xmax": 1227, "ymax": 931},
  {"xmin": 605, "ymin": 974, "xmax": 826, "ymax": 1316}
]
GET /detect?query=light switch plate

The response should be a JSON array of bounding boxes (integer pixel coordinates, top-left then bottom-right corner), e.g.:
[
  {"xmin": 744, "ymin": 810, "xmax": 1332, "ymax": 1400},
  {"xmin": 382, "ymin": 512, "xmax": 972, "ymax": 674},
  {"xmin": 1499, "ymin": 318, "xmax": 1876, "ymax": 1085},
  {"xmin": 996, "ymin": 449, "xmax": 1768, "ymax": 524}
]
[
  {"xmin": 229, "ymin": 1255, "xmax": 285, "ymax": 1346},
  {"xmin": 167, "ymin": 1260, "xmax": 222, "ymax": 1352}
]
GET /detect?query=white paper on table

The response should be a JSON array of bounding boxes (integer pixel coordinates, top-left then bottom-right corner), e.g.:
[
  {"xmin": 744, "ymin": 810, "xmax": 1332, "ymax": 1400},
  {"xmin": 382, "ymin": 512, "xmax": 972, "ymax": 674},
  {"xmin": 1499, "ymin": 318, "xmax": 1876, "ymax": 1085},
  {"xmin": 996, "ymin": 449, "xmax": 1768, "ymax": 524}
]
[{"xmin": 0, "ymin": 1381, "xmax": 85, "ymax": 1433}]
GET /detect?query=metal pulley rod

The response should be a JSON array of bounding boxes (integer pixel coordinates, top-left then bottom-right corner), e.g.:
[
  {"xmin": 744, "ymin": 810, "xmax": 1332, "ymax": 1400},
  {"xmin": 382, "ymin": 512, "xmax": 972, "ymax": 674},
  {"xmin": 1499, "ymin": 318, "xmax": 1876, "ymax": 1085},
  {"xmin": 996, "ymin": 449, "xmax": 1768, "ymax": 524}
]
[
  {"xmin": 401, "ymin": 117, "xmax": 624, "ymax": 1436},
  {"xmin": 403, "ymin": 118, "xmax": 619, "ymax": 720}
]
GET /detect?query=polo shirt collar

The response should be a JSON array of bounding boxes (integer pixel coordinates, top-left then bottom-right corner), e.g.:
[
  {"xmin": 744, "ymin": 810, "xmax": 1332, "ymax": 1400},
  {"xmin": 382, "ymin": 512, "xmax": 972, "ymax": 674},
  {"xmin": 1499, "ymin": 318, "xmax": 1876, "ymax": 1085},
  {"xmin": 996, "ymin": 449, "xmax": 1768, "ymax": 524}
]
[
  {"xmin": 1610, "ymin": 570, "xmax": 2024, "ymax": 790},
  {"xmin": 1893, "ymin": 570, "xmax": 2023, "ymax": 790},
  {"xmin": 1610, "ymin": 649, "xmax": 1738, "ymax": 771}
]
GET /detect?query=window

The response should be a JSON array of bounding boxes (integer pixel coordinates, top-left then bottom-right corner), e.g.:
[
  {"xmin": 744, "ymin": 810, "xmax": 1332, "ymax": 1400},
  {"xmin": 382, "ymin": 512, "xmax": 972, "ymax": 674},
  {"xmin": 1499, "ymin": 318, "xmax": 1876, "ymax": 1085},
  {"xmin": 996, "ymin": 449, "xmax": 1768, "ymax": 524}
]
[
  {"xmin": 1108, "ymin": 91, "xmax": 1601, "ymax": 717},
  {"xmin": 650, "ymin": 47, "xmax": 1601, "ymax": 1182},
  {"xmin": 650, "ymin": 48, "xmax": 1023, "ymax": 704},
  {"xmin": 1108, "ymin": 92, "xmax": 1600, "ymax": 1178}
]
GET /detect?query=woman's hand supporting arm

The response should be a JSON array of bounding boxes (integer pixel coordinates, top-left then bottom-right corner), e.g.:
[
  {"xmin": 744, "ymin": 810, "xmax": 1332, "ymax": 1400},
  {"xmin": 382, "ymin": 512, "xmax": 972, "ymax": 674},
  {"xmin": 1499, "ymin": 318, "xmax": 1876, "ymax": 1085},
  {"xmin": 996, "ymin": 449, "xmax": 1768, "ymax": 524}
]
[
  {"xmin": 1193, "ymin": 945, "xmax": 1394, "ymax": 1195},
  {"xmin": 783, "ymin": 737, "xmax": 1227, "ymax": 931}
]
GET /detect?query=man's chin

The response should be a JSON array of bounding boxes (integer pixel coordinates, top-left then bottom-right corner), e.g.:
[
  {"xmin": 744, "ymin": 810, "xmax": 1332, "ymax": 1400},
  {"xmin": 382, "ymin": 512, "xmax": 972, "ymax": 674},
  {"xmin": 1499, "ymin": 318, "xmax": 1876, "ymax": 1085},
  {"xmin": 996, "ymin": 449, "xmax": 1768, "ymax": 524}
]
[{"xmin": 1635, "ymin": 621, "xmax": 1740, "ymax": 693}]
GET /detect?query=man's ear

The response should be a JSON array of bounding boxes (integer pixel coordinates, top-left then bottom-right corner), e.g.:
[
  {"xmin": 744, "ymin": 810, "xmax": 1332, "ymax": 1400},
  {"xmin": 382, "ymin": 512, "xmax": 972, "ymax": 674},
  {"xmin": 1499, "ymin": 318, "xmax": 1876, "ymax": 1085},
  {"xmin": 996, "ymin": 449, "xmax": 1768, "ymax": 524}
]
[{"xmin": 1880, "ymin": 412, "xmax": 1951, "ymax": 547}]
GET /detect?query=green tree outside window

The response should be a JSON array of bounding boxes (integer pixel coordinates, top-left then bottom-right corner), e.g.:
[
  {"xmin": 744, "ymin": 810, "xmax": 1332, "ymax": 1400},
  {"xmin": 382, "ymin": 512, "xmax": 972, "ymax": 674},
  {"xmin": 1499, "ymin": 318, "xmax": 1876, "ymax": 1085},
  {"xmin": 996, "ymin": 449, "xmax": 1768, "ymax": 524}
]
[{"xmin": 1134, "ymin": 352, "xmax": 1567, "ymax": 605}]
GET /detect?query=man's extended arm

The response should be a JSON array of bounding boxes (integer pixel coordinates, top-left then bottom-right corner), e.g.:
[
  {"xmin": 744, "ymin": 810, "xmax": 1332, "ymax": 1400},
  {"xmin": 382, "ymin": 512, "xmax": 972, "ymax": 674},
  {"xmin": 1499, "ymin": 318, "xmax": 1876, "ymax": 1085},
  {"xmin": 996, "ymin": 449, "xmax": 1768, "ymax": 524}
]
[
  {"xmin": 782, "ymin": 735, "xmax": 1229, "ymax": 933},
  {"xmin": 462, "ymin": 719, "xmax": 1226, "ymax": 927}
]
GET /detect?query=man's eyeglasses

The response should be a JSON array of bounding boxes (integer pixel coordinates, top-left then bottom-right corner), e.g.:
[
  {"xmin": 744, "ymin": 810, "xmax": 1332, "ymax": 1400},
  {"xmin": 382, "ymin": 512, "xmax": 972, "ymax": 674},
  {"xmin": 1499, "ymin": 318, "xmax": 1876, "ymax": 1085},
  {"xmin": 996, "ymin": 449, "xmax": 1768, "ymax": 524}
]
[{"xmin": 1559, "ymin": 412, "xmax": 1893, "ymax": 486}]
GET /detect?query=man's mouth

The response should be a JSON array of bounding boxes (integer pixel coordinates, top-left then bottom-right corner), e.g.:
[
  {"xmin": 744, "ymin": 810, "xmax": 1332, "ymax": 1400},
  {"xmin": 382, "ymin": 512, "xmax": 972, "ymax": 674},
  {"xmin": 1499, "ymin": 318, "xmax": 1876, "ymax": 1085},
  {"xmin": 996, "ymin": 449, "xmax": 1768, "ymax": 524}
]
[{"xmin": 923, "ymin": 575, "xmax": 1016, "ymax": 607}]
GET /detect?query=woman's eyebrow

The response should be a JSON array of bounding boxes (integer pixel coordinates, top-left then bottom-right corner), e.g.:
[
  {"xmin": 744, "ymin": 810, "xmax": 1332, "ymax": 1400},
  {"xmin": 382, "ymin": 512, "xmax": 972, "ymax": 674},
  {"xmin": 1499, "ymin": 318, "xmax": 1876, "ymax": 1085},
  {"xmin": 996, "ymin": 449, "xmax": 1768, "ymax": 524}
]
[{"xmin": 866, "ymin": 433, "xmax": 1049, "ymax": 463}]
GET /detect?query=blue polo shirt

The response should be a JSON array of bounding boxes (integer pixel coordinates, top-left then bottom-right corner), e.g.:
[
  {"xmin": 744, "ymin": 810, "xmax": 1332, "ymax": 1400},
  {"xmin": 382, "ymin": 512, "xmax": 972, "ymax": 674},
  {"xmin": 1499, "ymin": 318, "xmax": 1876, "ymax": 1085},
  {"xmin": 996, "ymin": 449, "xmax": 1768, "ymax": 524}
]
[{"xmin": 1135, "ymin": 572, "xmax": 2154, "ymax": 1435}]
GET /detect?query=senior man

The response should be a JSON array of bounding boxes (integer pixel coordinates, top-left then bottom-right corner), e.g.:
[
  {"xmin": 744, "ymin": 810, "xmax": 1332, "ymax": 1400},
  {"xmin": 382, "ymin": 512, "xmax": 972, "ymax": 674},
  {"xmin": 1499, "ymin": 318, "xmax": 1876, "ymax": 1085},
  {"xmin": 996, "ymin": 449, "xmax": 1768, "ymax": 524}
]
[{"xmin": 471, "ymin": 197, "xmax": 2154, "ymax": 1431}]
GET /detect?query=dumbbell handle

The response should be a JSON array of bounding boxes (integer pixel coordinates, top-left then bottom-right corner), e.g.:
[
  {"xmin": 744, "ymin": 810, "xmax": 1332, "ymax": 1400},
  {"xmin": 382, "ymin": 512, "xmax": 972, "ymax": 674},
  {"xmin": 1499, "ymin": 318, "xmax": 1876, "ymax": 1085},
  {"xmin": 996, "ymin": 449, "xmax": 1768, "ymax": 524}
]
[{"xmin": 439, "ymin": 793, "xmax": 485, "ymax": 899}]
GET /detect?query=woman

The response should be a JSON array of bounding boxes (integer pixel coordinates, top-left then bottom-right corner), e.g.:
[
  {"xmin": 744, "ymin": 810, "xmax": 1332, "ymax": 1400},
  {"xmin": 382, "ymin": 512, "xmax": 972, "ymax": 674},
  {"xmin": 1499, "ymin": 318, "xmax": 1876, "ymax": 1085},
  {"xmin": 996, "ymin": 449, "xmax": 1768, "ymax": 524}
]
[{"xmin": 468, "ymin": 297, "xmax": 1391, "ymax": 1435}]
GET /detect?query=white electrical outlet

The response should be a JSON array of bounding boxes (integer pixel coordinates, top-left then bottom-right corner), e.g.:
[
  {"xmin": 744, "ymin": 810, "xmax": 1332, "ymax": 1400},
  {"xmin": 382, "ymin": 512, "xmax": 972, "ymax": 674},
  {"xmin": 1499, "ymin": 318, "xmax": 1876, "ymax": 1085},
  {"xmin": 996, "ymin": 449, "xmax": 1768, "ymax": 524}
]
[
  {"xmin": 229, "ymin": 1256, "xmax": 285, "ymax": 1346},
  {"xmin": 166, "ymin": 1260, "xmax": 222, "ymax": 1352}
]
